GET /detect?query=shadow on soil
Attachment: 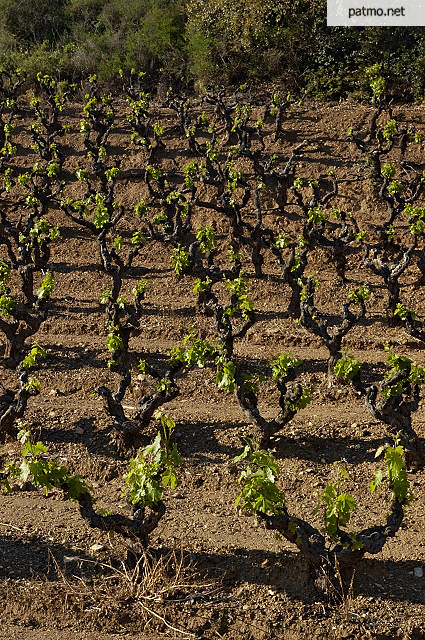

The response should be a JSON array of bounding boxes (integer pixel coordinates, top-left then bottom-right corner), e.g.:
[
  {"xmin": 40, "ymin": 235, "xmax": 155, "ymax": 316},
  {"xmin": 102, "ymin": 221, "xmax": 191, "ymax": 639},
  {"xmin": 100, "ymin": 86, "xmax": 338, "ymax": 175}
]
[
  {"xmin": 175, "ymin": 417, "xmax": 419, "ymax": 467},
  {"xmin": 0, "ymin": 535, "xmax": 100, "ymax": 581},
  {"xmin": 1, "ymin": 535, "xmax": 422, "ymax": 607},
  {"xmin": 179, "ymin": 545, "xmax": 425, "ymax": 606},
  {"xmin": 45, "ymin": 344, "xmax": 105, "ymax": 370}
]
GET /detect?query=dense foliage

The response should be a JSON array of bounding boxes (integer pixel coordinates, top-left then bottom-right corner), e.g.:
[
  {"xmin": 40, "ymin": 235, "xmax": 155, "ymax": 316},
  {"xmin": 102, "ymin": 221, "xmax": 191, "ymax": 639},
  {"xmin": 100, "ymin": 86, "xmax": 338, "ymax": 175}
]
[{"xmin": 0, "ymin": 0, "xmax": 424, "ymax": 99}]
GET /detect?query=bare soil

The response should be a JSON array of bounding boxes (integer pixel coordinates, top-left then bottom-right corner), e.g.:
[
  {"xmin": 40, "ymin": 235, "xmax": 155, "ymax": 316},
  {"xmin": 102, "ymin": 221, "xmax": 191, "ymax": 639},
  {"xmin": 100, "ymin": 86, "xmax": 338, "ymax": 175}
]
[{"xmin": 0, "ymin": 98, "xmax": 424, "ymax": 639}]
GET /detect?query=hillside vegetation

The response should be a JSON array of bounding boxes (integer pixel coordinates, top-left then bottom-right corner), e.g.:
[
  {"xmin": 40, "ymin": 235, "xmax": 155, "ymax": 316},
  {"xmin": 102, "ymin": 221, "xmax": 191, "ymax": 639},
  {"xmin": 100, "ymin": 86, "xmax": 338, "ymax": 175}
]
[{"xmin": 0, "ymin": 0, "xmax": 424, "ymax": 99}]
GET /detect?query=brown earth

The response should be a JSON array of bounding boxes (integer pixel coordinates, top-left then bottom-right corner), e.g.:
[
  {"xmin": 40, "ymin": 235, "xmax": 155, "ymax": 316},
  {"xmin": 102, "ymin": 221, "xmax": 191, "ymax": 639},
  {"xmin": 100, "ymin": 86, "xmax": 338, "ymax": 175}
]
[{"xmin": 0, "ymin": 96, "xmax": 424, "ymax": 640}]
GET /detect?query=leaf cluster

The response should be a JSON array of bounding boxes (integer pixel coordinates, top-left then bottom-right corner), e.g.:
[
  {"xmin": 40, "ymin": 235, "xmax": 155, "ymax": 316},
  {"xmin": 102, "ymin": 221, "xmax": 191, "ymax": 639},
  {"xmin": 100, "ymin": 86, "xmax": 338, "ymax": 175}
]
[
  {"xmin": 225, "ymin": 273, "xmax": 254, "ymax": 319},
  {"xmin": 123, "ymin": 412, "xmax": 181, "ymax": 508},
  {"xmin": 215, "ymin": 355, "xmax": 236, "ymax": 393},
  {"xmin": 286, "ymin": 387, "xmax": 312, "ymax": 412},
  {"xmin": 36, "ymin": 271, "xmax": 54, "ymax": 300},
  {"xmin": 196, "ymin": 225, "xmax": 216, "ymax": 253},
  {"xmin": 270, "ymin": 352, "xmax": 302, "ymax": 380},
  {"xmin": 348, "ymin": 285, "xmax": 370, "ymax": 305},
  {"xmin": 382, "ymin": 345, "xmax": 425, "ymax": 397},
  {"xmin": 2, "ymin": 429, "xmax": 91, "ymax": 501},
  {"xmin": 171, "ymin": 244, "xmax": 190, "ymax": 275},
  {"xmin": 22, "ymin": 343, "xmax": 46, "ymax": 370},
  {"xmin": 170, "ymin": 332, "xmax": 217, "ymax": 369},
  {"xmin": 371, "ymin": 440, "xmax": 412, "ymax": 503},
  {"xmin": 394, "ymin": 303, "xmax": 415, "ymax": 322},
  {"xmin": 234, "ymin": 439, "xmax": 286, "ymax": 516},
  {"xmin": 313, "ymin": 464, "xmax": 356, "ymax": 543},
  {"xmin": 334, "ymin": 351, "xmax": 361, "ymax": 381}
]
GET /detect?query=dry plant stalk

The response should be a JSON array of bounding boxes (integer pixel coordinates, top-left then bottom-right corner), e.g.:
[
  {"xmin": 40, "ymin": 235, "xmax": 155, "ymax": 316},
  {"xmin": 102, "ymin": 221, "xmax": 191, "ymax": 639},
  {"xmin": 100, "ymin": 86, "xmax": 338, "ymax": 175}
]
[
  {"xmin": 44, "ymin": 547, "xmax": 217, "ymax": 636},
  {"xmin": 317, "ymin": 555, "xmax": 356, "ymax": 612}
]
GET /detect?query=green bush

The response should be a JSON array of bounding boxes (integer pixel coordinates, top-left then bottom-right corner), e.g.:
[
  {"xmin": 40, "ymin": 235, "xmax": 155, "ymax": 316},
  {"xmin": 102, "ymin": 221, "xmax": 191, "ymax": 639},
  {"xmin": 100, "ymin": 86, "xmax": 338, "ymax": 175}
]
[
  {"xmin": 0, "ymin": 0, "xmax": 187, "ymax": 87},
  {"xmin": 0, "ymin": 0, "xmax": 68, "ymax": 47},
  {"xmin": 0, "ymin": 0, "xmax": 423, "ymax": 98}
]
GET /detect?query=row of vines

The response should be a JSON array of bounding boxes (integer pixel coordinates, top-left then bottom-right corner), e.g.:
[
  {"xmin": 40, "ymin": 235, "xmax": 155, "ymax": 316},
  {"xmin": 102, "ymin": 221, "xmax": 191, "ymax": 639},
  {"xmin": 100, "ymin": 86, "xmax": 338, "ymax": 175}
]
[{"xmin": 0, "ymin": 71, "xmax": 424, "ymax": 600}]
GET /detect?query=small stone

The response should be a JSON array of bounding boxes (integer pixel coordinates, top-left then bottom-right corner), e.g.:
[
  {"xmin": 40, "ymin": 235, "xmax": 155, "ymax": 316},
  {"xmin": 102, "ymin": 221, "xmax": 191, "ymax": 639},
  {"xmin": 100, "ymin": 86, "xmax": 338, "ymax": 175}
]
[
  {"xmin": 74, "ymin": 426, "xmax": 84, "ymax": 435},
  {"xmin": 320, "ymin": 458, "xmax": 326, "ymax": 464},
  {"xmin": 90, "ymin": 543, "xmax": 105, "ymax": 552},
  {"xmin": 49, "ymin": 389, "xmax": 59, "ymax": 396},
  {"xmin": 414, "ymin": 567, "xmax": 423, "ymax": 578},
  {"xmin": 63, "ymin": 556, "xmax": 77, "ymax": 563}
]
